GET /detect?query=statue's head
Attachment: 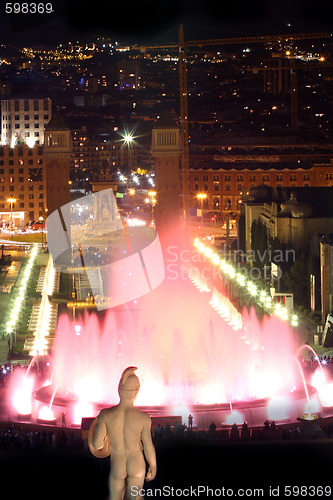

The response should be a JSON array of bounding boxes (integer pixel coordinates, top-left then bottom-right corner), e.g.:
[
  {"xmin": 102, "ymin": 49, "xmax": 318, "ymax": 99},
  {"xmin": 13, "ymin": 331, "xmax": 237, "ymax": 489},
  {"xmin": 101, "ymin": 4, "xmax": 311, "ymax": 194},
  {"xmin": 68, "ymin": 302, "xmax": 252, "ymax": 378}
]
[{"xmin": 118, "ymin": 366, "xmax": 140, "ymax": 402}]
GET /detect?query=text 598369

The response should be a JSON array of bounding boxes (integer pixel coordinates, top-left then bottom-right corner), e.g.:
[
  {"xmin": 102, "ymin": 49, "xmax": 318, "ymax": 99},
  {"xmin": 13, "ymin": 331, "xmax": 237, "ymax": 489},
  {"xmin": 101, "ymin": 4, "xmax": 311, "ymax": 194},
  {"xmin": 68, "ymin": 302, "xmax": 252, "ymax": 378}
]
[{"xmin": 5, "ymin": 3, "xmax": 54, "ymax": 14}]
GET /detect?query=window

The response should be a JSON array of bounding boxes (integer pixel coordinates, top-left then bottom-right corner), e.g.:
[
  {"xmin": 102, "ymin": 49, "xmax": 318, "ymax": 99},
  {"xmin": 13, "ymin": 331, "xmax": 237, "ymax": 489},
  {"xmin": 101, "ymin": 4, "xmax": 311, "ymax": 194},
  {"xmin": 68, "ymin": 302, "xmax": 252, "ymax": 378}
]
[
  {"xmin": 237, "ymin": 175, "xmax": 243, "ymax": 182},
  {"xmin": 34, "ymin": 115, "xmax": 39, "ymax": 120},
  {"xmin": 225, "ymin": 184, "xmax": 231, "ymax": 191},
  {"xmin": 34, "ymin": 100, "xmax": 39, "ymax": 111},
  {"xmin": 15, "ymin": 115, "xmax": 20, "ymax": 121},
  {"xmin": 224, "ymin": 175, "xmax": 231, "ymax": 182},
  {"xmin": 24, "ymin": 114, "xmax": 29, "ymax": 120},
  {"xmin": 203, "ymin": 175, "xmax": 208, "ymax": 181},
  {"xmin": 194, "ymin": 183, "xmax": 199, "ymax": 191}
]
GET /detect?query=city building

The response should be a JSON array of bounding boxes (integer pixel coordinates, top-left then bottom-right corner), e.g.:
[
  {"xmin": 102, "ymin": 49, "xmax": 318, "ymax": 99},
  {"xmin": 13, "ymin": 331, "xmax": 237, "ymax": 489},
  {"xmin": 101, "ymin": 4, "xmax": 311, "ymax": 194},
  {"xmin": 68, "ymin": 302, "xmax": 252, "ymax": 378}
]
[
  {"xmin": 1, "ymin": 98, "xmax": 52, "ymax": 147},
  {"xmin": 320, "ymin": 241, "xmax": 333, "ymax": 324},
  {"xmin": 0, "ymin": 112, "xmax": 72, "ymax": 227},
  {"xmin": 118, "ymin": 59, "xmax": 141, "ymax": 91},
  {"xmin": 71, "ymin": 126, "xmax": 138, "ymax": 178},
  {"xmin": 189, "ymin": 137, "xmax": 333, "ymax": 220},
  {"xmin": 243, "ymin": 186, "xmax": 333, "ymax": 255},
  {"xmin": 0, "ymin": 143, "xmax": 46, "ymax": 227}
]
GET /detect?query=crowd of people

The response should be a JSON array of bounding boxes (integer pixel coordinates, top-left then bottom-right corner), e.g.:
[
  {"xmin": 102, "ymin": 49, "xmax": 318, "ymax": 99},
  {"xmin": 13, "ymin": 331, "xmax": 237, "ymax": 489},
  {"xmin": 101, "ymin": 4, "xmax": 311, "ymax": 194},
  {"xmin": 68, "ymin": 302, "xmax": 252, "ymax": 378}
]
[
  {"xmin": 0, "ymin": 426, "xmax": 83, "ymax": 451},
  {"xmin": 153, "ymin": 418, "xmax": 333, "ymax": 443}
]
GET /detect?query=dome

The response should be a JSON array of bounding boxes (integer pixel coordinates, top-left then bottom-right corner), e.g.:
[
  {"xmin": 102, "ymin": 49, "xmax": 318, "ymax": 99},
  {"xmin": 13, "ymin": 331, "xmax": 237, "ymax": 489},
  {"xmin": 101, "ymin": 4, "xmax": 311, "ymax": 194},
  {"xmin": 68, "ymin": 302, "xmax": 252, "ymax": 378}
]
[
  {"xmin": 278, "ymin": 193, "xmax": 313, "ymax": 218},
  {"xmin": 291, "ymin": 202, "xmax": 313, "ymax": 218}
]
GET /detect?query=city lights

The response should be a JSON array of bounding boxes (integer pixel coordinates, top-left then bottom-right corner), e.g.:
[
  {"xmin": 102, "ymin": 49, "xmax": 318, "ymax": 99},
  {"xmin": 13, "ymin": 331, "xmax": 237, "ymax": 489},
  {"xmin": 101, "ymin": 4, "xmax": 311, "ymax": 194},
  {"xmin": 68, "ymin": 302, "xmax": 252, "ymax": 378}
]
[
  {"xmin": 193, "ymin": 238, "xmax": 299, "ymax": 328},
  {"xmin": 6, "ymin": 244, "xmax": 38, "ymax": 335}
]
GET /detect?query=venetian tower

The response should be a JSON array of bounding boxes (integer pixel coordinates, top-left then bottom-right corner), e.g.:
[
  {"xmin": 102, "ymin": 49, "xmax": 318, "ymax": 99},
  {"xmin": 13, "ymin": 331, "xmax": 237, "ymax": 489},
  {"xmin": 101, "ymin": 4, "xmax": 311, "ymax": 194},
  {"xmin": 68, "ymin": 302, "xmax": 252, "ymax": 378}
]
[
  {"xmin": 43, "ymin": 112, "xmax": 72, "ymax": 215},
  {"xmin": 151, "ymin": 112, "xmax": 182, "ymax": 236}
]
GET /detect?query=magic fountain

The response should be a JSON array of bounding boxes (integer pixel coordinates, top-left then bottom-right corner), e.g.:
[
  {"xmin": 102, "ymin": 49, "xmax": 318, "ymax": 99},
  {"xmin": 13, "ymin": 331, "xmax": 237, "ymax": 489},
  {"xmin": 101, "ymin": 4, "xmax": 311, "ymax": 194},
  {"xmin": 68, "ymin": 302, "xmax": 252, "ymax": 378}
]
[{"xmin": 11, "ymin": 269, "xmax": 326, "ymax": 428}]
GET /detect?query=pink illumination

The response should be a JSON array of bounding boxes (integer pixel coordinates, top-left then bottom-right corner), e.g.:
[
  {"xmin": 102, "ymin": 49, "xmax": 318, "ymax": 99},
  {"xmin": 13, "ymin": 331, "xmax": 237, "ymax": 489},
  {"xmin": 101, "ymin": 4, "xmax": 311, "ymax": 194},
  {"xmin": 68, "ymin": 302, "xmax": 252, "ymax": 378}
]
[
  {"xmin": 38, "ymin": 406, "xmax": 56, "ymax": 421},
  {"xmin": 267, "ymin": 395, "xmax": 291, "ymax": 421},
  {"xmin": 11, "ymin": 372, "xmax": 34, "ymax": 415},
  {"xmin": 311, "ymin": 368, "xmax": 333, "ymax": 407},
  {"xmin": 224, "ymin": 410, "xmax": 244, "ymax": 425},
  {"xmin": 49, "ymin": 277, "xmax": 298, "ymax": 409},
  {"xmin": 73, "ymin": 400, "xmax": 95, "ymax": 425}
]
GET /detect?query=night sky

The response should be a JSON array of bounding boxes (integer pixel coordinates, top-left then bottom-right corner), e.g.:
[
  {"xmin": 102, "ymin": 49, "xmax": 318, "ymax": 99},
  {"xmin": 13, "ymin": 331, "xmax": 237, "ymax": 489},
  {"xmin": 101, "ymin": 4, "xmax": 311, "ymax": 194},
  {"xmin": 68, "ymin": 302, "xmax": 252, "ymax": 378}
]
[{"xmin": 1, "ymin": 0, "xmax": 332, "ymax": 45}]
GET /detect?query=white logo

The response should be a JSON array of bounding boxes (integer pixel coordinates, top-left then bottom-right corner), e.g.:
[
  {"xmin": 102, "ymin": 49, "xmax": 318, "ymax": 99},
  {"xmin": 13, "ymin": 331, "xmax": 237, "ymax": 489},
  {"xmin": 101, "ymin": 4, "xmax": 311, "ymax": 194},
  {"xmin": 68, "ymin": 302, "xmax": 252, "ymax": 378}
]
[{"xmin": 46, "ymin": 189, "xmax": 165, "ymax": 310}]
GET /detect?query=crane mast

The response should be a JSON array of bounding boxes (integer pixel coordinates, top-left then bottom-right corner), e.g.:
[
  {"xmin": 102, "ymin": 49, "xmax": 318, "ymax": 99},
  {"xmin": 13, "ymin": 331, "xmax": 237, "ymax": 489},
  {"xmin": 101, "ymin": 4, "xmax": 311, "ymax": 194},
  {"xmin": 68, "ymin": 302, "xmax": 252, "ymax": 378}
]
[{"xmin": 178, "ymin": 24, "xmax": 190, "ymax": 219}]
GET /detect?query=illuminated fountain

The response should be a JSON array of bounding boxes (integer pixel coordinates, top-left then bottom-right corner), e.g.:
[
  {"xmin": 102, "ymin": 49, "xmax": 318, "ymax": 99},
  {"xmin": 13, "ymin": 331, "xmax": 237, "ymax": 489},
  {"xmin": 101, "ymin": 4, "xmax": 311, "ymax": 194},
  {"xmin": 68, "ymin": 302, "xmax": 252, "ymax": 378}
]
[{"xmin": 26, "ymin": 272, "xmax": 322, "ymax": 428}]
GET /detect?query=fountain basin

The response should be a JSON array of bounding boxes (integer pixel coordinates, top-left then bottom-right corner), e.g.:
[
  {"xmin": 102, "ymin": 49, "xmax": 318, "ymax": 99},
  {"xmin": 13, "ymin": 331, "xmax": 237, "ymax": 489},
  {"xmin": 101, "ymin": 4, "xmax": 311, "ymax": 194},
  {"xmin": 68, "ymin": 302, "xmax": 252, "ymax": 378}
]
[{"xmin": 34, "ymin": 384, "xmax": 318, "ymax": 428}]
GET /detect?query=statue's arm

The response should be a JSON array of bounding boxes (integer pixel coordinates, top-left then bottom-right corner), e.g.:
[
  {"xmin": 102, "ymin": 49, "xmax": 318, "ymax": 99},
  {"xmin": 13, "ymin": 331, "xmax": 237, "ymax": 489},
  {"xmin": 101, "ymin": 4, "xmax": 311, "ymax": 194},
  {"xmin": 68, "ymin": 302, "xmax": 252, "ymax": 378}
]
[
  {"xmin": 141, "ymin": 416, "xmax": 157, "ymax": 481},
  {"xmin": 93, "ymin": 411, "xmax": 108, "ymax": 450}
]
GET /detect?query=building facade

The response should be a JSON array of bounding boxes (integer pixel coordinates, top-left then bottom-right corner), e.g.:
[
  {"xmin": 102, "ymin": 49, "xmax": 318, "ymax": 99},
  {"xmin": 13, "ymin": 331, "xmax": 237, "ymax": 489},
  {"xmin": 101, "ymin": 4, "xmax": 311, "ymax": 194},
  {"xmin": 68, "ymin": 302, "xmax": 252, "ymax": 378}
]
[
  {"xmin": 1, "ymin": 98, "xmax": 52, "ymax": 147},
  {"xmin": 0, "ymin": 112, "xmax": 71, "ymax": 227},
  {"xmin": 189, "ymin": 137, "xmax": 333, "ymax": 220},
  {"xmin": 0, "ymin": 144, "xmax": 46, "ymax": 226}
]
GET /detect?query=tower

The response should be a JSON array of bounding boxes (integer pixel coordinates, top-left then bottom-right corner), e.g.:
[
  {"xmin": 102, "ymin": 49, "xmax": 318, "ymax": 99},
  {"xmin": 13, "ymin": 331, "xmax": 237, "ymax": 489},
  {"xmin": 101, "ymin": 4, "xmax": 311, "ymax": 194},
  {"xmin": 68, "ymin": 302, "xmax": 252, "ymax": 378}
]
[
  {"xmin": 151, "ymin": 113, "xmax": 181, "ymax": 235},
  {"xmin": 43, "ymin": 112, "xmax": 72, "ymax": 215}
]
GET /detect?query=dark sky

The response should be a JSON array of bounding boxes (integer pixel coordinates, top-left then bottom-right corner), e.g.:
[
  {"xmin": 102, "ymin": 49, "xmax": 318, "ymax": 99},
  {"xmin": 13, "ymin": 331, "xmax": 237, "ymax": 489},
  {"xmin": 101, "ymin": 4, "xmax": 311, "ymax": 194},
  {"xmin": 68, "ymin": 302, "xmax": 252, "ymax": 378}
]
[{"xmin": 1, "ymin": 0, "xmax": 332, "ymax": 45}]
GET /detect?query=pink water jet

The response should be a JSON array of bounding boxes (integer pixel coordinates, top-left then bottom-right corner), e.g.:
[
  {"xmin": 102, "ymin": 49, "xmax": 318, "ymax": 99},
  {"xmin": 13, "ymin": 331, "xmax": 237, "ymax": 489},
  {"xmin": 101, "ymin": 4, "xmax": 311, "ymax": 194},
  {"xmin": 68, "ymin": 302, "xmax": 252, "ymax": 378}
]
[{"xmin": 46, "ymin": 277, "xmax": 299, "ymax": 414}]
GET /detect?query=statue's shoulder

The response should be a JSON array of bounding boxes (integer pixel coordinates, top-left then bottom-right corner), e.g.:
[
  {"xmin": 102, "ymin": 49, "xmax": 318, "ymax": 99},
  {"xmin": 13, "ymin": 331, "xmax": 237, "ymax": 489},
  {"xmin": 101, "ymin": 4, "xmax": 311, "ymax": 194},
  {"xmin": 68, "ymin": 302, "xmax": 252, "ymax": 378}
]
[
  {"xmin": 99, "ymin": 405, "xmax": 118, "ymax": 418},
  {"xmin": 134, "ymin": 408, "xmax": 151, "ymax": 423}
]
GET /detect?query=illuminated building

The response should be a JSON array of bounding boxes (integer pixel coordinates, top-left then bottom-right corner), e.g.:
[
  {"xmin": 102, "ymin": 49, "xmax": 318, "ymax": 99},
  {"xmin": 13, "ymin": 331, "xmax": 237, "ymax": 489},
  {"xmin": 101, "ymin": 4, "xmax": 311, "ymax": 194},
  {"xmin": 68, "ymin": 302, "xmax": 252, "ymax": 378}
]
[
  {"xmin": 189, "ymin": 137, "xmax": 333, "ymax": 220},
  {"xmin": 1, "ymin": 98, "xmax": 52, "ymax": 147},
  {"xmin": 0, "ymin": 144, "xmax": 46, "ymax": 226},
  {"xmin": 118, "ymin": 59, "xmax": 141, "ymax": 91}
]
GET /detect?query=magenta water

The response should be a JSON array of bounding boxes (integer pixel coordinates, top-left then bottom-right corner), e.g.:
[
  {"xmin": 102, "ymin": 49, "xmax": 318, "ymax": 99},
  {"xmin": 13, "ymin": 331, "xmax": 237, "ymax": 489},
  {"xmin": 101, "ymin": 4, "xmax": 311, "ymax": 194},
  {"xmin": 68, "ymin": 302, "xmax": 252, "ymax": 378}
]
[{"xmin": 51, "ymin": 277, "xmax": 297, "ymax": 407}]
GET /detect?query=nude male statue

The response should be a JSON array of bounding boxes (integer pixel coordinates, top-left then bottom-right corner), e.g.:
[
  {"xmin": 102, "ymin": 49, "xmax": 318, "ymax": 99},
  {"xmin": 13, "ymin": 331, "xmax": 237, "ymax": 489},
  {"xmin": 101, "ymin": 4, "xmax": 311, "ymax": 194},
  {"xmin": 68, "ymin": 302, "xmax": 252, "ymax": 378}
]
[{"xmin": 90, "ymin": 367, "xmax": 157, "ymax": 500}]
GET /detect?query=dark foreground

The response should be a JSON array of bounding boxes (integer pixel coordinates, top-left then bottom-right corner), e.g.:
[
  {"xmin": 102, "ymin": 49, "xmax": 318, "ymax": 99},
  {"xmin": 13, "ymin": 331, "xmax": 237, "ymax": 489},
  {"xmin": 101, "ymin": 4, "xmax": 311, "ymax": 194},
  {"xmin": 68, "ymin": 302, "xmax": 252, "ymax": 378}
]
[{"xmin": 1, "ymin": 439, "xmax": 333, "ymax": 500}]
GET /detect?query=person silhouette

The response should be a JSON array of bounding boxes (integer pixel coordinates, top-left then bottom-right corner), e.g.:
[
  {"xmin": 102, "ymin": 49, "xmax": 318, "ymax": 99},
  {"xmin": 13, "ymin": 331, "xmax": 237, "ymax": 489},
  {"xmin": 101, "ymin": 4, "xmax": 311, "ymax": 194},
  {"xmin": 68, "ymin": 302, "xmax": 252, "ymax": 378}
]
[{"xmin": 90, "ymin": 367, "xmax": 157, "ymax": 500}]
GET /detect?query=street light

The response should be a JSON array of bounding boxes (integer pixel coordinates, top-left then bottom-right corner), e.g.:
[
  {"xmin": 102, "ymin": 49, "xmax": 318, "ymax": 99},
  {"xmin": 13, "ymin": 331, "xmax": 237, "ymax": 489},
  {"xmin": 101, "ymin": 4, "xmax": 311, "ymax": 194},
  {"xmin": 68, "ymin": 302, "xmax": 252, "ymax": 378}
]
[
  {"xmin": 196, "ymin": 193, "xmax": 207, "ymax": 228},
  {"xmin": 7, "ymin": 197, "xmax": 16, "ymax": 230},
  {"xmin": 39, "ymin": 216, "xmax": 44, "ymax": 248}
]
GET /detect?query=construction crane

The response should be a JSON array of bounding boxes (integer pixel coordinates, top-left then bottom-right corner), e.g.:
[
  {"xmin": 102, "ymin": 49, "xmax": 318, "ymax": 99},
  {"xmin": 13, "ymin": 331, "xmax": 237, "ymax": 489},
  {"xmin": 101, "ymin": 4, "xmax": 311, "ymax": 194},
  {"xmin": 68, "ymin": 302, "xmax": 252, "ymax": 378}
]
[{"xmin": 133, "ymin": 29, "xmax": 331, "ymax": 217}]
